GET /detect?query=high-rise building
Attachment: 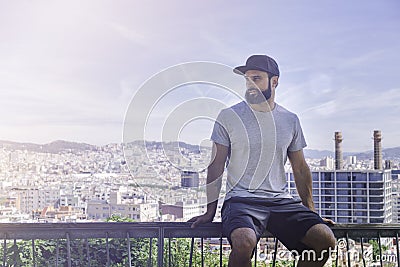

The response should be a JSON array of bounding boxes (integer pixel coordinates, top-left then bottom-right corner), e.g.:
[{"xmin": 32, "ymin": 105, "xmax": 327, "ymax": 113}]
[
  {"xmin": 385, "ymin": 160, "xmax": 393, "ymax": 170},
  {"xmin": 346, "ymin": 156, "xmax": 357, "ymax": 166},
  {"xmin": 391, "ymin": 170, "xmax": 400, "ymax": 223},
  {"xmin": 320, "ymin": 156, "xmax": 334, "ymax": 170},
  {"xmin": 334, "ymin": 132, "xmax": 343, "ymax": 170},
  {"xmin": 181, "ymin": 171, "xmax": 199, "ymax": 188},
  {"xmin": 373, "ymin": 130, "xmax": 383, "ymax": 170},
  {"xmin": 287, "ymin": 170, "xmax": 393, "ymax": 223}
]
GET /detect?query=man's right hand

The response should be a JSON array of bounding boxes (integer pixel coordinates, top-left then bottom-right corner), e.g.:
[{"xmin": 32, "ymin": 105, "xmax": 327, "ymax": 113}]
[{"xmin": 188, "ymin": 213, "xmax": 214, "ymax": 228}]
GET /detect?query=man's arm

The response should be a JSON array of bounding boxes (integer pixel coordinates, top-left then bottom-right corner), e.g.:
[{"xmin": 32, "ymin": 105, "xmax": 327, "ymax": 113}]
[
  {"xmin": 288, "ymin": 149, "xmax": 315, "ymax": 211},
  {"xmin": 189, "ymin": 143, "xmax": 229, "ymax": 228}
]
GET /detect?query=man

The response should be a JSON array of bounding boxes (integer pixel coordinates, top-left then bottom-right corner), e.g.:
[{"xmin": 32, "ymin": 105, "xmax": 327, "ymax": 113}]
[{"xmin": 189, "ymin": 55, "xmax": 336, "ymax": 267}]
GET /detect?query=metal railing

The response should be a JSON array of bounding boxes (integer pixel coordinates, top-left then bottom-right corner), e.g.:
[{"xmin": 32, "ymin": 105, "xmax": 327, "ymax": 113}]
[{"xmin": 1, "ymin": 222, "xmax": 400, "ymax": 267}]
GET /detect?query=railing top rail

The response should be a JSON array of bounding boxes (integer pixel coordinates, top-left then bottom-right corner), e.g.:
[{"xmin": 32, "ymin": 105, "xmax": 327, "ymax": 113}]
[{"xmin": 0, "ymin": 222, "xmax": 400, "ymax": 240}]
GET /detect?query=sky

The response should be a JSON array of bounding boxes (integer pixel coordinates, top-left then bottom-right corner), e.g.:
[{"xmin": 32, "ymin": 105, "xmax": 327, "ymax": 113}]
[{"xmin": 0, "ymin": 0, "xmax": 399, "ymax": 152}]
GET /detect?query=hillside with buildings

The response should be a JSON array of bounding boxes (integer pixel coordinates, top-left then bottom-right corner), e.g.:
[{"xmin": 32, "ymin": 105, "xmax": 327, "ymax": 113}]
[{"xmin": 0, "ymin": 130, "xmax": 399, "ymax": 225}]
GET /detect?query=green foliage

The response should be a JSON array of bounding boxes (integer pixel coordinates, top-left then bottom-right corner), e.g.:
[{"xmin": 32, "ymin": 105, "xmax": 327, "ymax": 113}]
[
  {"xmin": 271, "ymin": 260, "xmax": 293, "ymax": 267},
  {"xmin": 0, "ymin": 237, "xmax": 155, "ymax": 266},
  {"xmin": 0, "ymin": 217, "xmax": 231, "ymax": 267},
  {"xmin": 164, "ymin": 238, "xmax": 229, "ymax": 267},
  {"xmin": 106, "ymin": 214, "xmax": 135, "ymax": 222},
  {"xmin": 369, "ymin": 238, "xmax": 388, "ymax": 262},
  {"xmin": 0, "ymin": 237, "xmax": 236, "ymax": 266}
]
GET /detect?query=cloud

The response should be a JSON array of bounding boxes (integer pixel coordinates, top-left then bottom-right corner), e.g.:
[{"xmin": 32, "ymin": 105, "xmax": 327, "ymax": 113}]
[
  {"xmin": 107, "ymin": 21, "xmax": 148, "ymax": 46},
  {"xmin": 302, "ymin": 101, "xmax": 336, "ymax": 116}
]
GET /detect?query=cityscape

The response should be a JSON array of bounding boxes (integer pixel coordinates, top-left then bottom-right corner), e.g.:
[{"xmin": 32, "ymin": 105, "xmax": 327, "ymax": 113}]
[
  {"xmin": 1, "ymin": 130, "xmax": 400, "ymax": 266},
  {"xmin": 1, "ymin": 130, "xmax": 399, "ymax": 225}
]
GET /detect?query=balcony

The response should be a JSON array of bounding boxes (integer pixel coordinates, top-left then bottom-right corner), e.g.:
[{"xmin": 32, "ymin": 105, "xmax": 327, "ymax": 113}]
[{"xmin": 1, "ymin": 222, "xmax": 400, "ymax": 266}]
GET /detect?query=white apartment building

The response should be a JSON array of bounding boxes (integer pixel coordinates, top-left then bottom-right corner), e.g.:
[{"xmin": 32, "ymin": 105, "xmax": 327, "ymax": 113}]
[
  {"xmin": 86, "ymin": 192, "xmax": 158, "ymax": 221},
  {"xmin": 59, "ymin": 194, "xmax": 80, "ymax": 207},
  {"xmin": 160, "ymin": 197, "xmax": 224, "ymax": 222},
  {"xmin": 13, "ymin": 187, "xmax": 60, "ymax": 214}
]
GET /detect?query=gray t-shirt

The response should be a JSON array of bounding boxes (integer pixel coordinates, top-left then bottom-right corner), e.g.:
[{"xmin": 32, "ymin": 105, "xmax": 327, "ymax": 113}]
[{"xmin": 211, "ymin": 101, "xmax": 306, "ymax": 200}]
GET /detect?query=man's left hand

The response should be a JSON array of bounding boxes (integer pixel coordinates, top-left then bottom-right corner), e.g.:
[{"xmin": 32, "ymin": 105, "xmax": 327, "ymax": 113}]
[{"xmin": 322, "ymin": 217, "xmax": 335, "ymax": 225}]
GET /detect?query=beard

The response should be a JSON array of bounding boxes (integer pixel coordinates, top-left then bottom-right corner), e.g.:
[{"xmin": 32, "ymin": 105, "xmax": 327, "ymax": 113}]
[{"xmin": 245, "ymin": 82, "xmax": 272, "ymax": 104}]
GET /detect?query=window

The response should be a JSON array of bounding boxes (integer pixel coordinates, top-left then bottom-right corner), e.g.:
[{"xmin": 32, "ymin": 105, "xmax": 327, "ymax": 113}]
[
  {"xmin": 353, "ymin": 183, "xmax": 366, "ymax": 189},
  {"xmin": 338, "ymin": 204, "xmax": 351, "ymax": 209},
  {"xmin": 369, "ymin": 173, "xmax": 383, "ymax": 182},
  {"xmin": 353, "ymin": 173, "xmax": 367, "ymax": 182},
  {"xmin": 337, "ymin": 197, "xmax": 351, "ymax": 202},
  {"xmin": 369, "ymin": 189, "xmax": 383, "ymax": 196},
  {"xmin": 337, "ymin": 183, "xmax": 349, "ymax": 188},
  {"xmin": 370, "ymin": 211, "xmax": 384, "ymax": 217},
  {"xmin": 336, "ymin": 173, "xmax": 349, "ymax": 181}
]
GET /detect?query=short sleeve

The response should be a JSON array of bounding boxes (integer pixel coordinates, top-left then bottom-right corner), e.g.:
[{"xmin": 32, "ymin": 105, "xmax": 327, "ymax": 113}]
[
  {"xmin": 288, "ymin": 115, "xmax": 307, "ymax": 152},
  {"xmin": 210, "ymin": 111, "xmax": 230, "ymax": 147}
]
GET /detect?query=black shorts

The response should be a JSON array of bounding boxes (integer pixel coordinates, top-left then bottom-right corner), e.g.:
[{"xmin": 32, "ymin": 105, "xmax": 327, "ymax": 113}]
[{"xmin": 221, "ymin": 197, "xmax": 325, "ymax": 252}]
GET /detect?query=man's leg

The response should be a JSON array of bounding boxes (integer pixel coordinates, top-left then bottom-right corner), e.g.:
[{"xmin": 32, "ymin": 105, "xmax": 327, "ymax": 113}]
[
  {"xmin": 228, "ymin": 227, "xmax": 257, "ymax": 267},
  {"xmin": 296, "ymin": 223, "xmax": 336, "ymax": 267}
]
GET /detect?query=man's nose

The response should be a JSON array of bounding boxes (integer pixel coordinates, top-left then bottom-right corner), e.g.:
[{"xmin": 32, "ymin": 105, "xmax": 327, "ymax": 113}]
[{"xmin": 246, "ymin": 79, "xmax": 254, "ymax": 88}]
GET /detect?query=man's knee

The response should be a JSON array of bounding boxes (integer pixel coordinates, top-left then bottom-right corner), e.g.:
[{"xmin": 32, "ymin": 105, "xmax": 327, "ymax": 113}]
[
  {"xmin": 230, "ymin": 228, "xmax": 257, "ymax": 257},
  {"xmin": 302, "ymin": 223, "xmax": 336, "ymax": 252}
]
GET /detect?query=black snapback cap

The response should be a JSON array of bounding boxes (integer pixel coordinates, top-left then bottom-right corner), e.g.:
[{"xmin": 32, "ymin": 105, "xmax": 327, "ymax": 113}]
[{"xmin": 234, "ymin": 55, "xmax": 280, "ymax": 77}]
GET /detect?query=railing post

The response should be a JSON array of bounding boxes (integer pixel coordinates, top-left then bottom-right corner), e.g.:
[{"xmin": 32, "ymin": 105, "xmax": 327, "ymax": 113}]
[
  {"xmin": 158, "ymin": 226, "xmax": 164, "ymax": 267},
  {"xmin": 106, "ymin": 232, "xmax": 110, "ymax": 267},
  {"xmin": 86, "ymin": 238, "xmax": 91, "ymax": 267},
  {"xmin": 32, "ymin": 238, "xmax": 36, "ymax": 267},
  {"xmin": 3, "ymin": 235, "xmax": 6, "ymax": 267},
  {"xmin": 219, "ymin": 234, "xmax": 223, "ymax": 267},
  {"xmin": 253, "ymin": 240, "xmax": 257, "ymax": 267},
  {"xmin": 335, "ymin": 238, "xmax": 338, "ymax": 267},
  {"xmin": 201, "ymin": 238, "xmax": 204, "ymax": 267},
  {"xmin": 13, "ymin": 239, "xmax": 17, "ymax": 267},
  {"xmin": 360, "ymin": 237, "xmax": 366, "ymax": 267},
  {"xmin": 168, "ymin": 238, "xmax": 171, "ymax": 267},
  {"xmin": 149, "ymin": 237, "xmax": 153, "ymax": 267},
  {"xmin": 378, "ymin": 232, "xmax": 383, "ymax": 267},
  {"xmin": 66, "ymin": 232, "xmax": 72, "ymax": 267},
  {"xmin": 345, "ymin": 233, "xmax": 351, "ymax": 267},
  {"xmin": 56, "ymin": 239, "xmax": 59, "ymax": 267},
  {"xmin": 127, "ymin": 232, "xmax": 132, "ymax": 267},
  {"xmin": 189, "ymin": 237, "xmax": 194, "ymax": 267},
  {"xmin": 272, "ymin": 238, "xmax": 278, "ymax": 267},
  {"xmin": 396, "ymin": 233, "xmax": 400, "ymax": 267}
]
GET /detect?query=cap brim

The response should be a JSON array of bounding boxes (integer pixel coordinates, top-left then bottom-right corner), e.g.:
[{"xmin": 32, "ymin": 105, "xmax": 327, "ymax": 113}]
[
  {"xmin": 233, "ymin": 66, "xmax": 270, "ymax": 75},
  {"xmin": 233, "ymin": 66, "xmax": 247, "ymax": 75}
]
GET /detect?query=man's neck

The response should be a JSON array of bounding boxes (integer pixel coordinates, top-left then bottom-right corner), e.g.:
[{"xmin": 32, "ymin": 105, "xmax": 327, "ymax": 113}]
[{"xmin": 249, "ymin": 100, "xmax": 275, "ymax": 112}]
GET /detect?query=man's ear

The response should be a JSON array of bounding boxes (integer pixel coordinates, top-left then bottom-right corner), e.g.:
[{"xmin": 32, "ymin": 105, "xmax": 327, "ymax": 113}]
[{"xmin": 272, "ymin": 76, "xmax": 279, "ymax": 88}]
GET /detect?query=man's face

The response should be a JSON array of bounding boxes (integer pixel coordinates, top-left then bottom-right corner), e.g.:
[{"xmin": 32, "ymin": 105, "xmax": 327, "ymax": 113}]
[{"xmin": 244, "ymin": 70, "xmax": 270, "ymax": 104}]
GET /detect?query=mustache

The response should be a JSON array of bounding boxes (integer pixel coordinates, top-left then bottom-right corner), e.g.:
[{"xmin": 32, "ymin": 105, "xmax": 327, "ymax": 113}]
[{"xmin": 246, "ymin": 87, "xmax": 262, "ymax": 93}]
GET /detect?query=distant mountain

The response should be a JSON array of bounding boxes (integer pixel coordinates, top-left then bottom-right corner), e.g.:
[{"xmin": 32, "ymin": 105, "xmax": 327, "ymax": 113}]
[
  {"xmin": 384, "ymin": 147, "xmax": 400, "ymax": 159},
  {"xmin": 304, "ymin": 147, "xmax": 400, "ymax": 160},
  {"xmin": 303, "ymin": 149, "xmax": 334, "ymax": 159},
  {"xmin": 144, "ymin": 141, "xmax": 209, "ymax": 153},
  {"xmin": 353, "ymin": 147, "xmax": 400, "ymax": 160},
  {"xmin": 0, "ymin": 140, "xmax": 98, "ymax": 153},
  {"xmin": 1, "ymin": 139, "xmax": 399, "ymax": 159}
]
